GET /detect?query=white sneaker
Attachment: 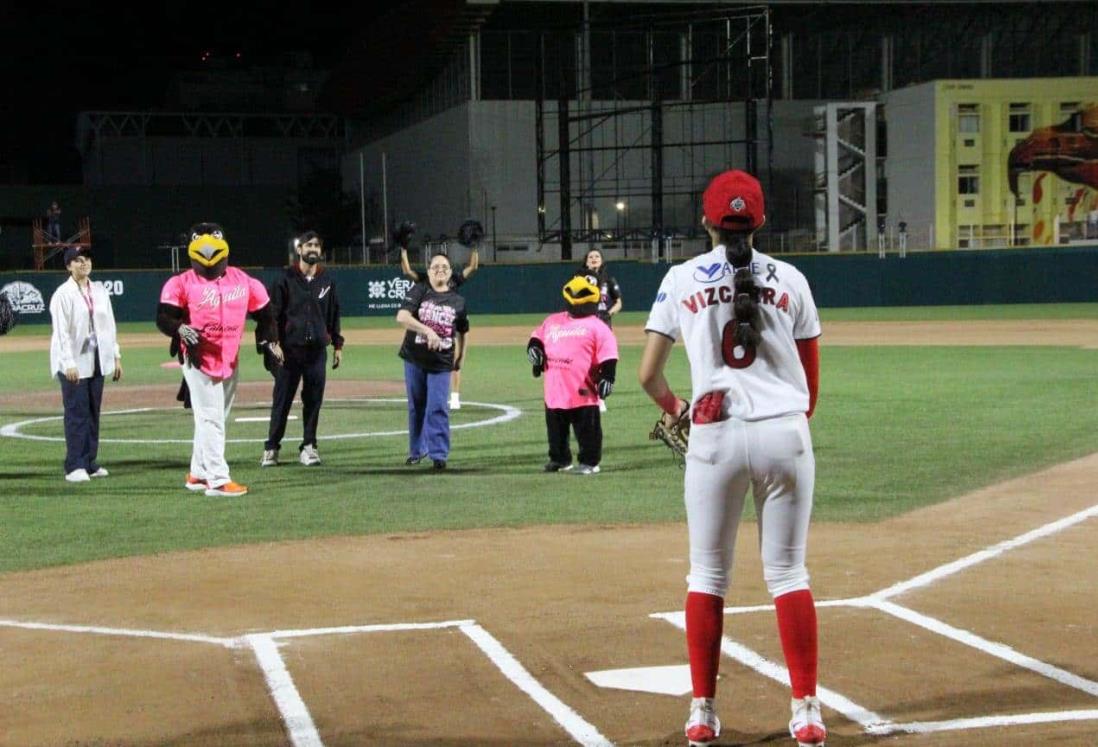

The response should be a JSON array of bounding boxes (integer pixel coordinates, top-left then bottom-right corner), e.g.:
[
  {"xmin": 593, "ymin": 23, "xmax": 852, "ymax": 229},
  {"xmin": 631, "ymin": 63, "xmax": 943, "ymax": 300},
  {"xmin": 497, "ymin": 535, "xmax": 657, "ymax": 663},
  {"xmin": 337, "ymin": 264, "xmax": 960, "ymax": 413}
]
[
  {"xmin": 571, "ymin": 464, "xmax": 600, "ymax": 475},
  {"xmin": 450, "ymin": 392, "xmax": 461, "ymax": 410},
  {"xmin": 89, "ymin": 467, "xmax": 109, "ymax": 478},
  {"xmin": 685, "ymin": 697, "xmax": 720, "ymax": 746},
  {"xmin": 260, "ymin": 448, "xmax": 279, "ymax": 467},
  {"xmin": 65, "ymin": 468, "xmax": 90, "ymax": 482},
  {"xmin": 789, "ymin": 695, "xmax": 827, "ymax": 746},
  {"xmin": 300, "ymin": 445, "xmax": 321, "ymax": 466}
]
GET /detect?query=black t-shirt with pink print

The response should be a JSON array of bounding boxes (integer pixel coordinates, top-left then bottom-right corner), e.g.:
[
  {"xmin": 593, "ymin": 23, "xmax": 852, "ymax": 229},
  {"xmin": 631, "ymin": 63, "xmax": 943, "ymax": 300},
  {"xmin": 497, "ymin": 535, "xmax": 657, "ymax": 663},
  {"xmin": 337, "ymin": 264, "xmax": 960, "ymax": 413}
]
[{"xmin": 398, "ymin": 283, "xmax": 470, "ymax": 372}]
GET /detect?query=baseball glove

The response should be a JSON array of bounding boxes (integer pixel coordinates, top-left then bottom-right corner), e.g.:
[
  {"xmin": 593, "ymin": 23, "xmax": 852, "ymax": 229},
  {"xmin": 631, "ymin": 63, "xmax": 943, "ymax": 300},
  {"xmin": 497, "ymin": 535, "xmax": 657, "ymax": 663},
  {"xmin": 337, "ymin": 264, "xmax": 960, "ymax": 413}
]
[
  {"xmin": 0, "ymin": 292, "xmax": 17, "ymax": 336},
  {"xmin": 457, "ymin": 218, "xmax": 485, "ymax": 247},
  {"xmin": 650, "ymin": 404, "xmax": 690, "ymax": 465},
  {"xmin": 394, "ymin": 220, "xmax": 417, "ymax": 249}
]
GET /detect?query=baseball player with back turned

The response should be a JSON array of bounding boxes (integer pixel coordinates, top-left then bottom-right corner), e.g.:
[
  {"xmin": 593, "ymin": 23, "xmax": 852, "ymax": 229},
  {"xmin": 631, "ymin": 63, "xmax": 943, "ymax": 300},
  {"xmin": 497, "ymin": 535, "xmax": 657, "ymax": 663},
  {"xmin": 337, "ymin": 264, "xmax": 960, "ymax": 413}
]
[{"xmin": 638, "ymin": 170, "xmax": 825, "ymax": 746}]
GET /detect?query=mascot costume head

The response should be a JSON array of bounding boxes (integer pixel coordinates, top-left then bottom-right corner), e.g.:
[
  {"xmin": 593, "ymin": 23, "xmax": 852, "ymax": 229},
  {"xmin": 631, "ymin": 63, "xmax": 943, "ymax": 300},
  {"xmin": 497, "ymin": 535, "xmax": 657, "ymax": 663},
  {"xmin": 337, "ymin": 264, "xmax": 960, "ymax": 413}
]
[
  {"xmin": 188, "ymin": 222, "xmax": 230, "ymax": 280},
  {"xmin": 562, "ymin": 275, "xmax": 600, "ymax": 318}
]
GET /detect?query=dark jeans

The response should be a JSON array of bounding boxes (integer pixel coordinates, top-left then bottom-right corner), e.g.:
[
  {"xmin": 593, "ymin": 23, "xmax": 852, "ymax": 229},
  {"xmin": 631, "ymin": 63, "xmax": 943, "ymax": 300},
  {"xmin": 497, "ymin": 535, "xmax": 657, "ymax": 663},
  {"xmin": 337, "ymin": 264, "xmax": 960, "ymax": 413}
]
[
  {"xmin": 59, "ymin": 357, "xmax": 104, "ymax": 474},
  {"xmin": 545, "ymin": 405, "xmax": 602, "ymax": 467},
  {"xmin": 265, "ymin": 346, "xmax": 327, "ymax": 451},
  {"xmin": 404, "ymin": 360, "xmax": 451, "ymax": 461}
]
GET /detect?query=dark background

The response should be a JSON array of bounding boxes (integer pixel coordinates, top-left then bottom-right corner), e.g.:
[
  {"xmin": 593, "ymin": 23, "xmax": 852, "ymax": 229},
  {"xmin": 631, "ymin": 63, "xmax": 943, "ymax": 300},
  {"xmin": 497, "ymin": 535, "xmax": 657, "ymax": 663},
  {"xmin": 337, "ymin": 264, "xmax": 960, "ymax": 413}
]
[{"xmin": 0, "ymin": 2, "xmax": 402, "ymax": 184}]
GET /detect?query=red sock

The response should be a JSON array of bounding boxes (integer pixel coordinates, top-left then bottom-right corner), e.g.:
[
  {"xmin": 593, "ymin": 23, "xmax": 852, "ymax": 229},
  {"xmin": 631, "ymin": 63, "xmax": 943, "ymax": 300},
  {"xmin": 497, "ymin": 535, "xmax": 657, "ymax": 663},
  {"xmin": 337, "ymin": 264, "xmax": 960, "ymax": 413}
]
[
  {"xmin": 685, "ymin": 592, "xmax": 724, "ymax": 698},
  {"xmin": 774, "ymin": 589, "xmax": 818, "ymax": 698}
]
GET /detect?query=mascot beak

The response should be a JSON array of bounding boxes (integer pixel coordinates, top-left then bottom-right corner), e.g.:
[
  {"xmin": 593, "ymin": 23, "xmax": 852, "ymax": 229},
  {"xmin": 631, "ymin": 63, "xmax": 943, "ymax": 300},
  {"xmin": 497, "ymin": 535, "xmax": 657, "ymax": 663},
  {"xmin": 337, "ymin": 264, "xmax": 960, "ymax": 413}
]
[{"xmin": 187, "ymin": 234, "xmax": 230, "ymax": 267}]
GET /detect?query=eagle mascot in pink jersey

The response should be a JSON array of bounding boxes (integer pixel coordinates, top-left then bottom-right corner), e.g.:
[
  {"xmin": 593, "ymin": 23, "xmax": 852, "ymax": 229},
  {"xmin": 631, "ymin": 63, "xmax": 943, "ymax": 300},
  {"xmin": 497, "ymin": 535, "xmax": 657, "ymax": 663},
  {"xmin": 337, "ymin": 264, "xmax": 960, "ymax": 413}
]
[
  {"xmin": 155, "ymin": 223, "xmax": 282, "ymax": 497},
  {"xmin": 526, "ymin": 276, "xmax": 619, "ymax": 475}
]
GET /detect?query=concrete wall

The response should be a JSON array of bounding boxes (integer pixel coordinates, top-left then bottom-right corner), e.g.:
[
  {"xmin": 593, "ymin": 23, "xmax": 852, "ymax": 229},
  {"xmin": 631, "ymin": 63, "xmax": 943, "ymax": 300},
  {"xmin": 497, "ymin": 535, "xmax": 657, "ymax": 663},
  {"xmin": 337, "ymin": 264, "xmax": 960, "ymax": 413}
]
[
  {"xmin": 344, "ymin": 98, "xmax": 823, "ymax": 258},
  {"xmin": 880, "ymin": 82, "xmax": 938, "ymax": 244},
  {"xmin": 343, "ymin": 105, "xmax": 473, "ymax": 247},
  {"xmin": 85, "ymin": 137, "xmax": 338, "ymax": 187}
]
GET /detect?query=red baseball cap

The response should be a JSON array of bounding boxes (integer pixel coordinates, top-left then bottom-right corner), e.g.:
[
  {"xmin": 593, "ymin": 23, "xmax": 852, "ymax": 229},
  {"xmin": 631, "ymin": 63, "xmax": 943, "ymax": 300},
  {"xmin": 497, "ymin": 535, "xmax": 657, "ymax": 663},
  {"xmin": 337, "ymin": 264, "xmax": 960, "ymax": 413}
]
[{"xmin": 702, "ymin": 169, "xmax": 765, "ymax": 232}]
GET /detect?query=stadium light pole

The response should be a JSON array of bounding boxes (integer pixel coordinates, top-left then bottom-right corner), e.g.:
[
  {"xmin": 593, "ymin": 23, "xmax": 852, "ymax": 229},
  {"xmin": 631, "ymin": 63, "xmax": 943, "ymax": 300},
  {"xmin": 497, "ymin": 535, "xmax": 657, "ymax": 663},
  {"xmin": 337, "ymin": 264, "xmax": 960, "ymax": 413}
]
[{"xmin": 491, "ymin": 205, "xmax": 497, "ymax": 261}]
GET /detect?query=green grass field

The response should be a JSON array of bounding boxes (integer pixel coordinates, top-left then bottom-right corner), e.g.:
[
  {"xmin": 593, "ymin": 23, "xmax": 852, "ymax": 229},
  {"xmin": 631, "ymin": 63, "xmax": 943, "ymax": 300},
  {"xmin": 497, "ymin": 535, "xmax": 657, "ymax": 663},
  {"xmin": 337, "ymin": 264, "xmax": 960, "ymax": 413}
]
[{"xmin": 2, "ymin": 305, "xmax": 1097, "ymax": 573}]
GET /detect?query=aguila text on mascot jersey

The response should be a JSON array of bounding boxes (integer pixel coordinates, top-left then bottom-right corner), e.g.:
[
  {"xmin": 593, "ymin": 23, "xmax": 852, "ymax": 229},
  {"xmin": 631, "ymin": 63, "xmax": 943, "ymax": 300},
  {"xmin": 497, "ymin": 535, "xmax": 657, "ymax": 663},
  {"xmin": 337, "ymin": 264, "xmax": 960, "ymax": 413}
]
[{"xmin": 156, "ymin": 222, "xmax": 281, "ymax": 497}]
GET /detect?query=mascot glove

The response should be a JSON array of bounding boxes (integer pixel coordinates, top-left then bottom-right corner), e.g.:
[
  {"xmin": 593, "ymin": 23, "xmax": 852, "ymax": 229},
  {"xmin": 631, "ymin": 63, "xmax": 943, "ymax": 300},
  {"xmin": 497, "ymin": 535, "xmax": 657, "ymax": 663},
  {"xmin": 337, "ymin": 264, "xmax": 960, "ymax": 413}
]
[
  {"xmin": 177, "ymin": 324, "xmax": 200, "ymax": 347},
  {"xmin": 597, "ymin": 378, "xmax": 614, "ymax": 399}
]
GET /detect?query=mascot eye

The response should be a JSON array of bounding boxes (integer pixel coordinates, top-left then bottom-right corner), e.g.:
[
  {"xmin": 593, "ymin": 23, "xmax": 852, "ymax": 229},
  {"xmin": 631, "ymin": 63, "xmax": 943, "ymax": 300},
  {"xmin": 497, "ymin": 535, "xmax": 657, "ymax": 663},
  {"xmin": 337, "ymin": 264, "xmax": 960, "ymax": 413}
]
[
  {"xmin": 213, "ymin": 230, "xmax": 224, "ymax": 239},
  {"xmin": 191, "ymin": 233, "xmax": 200, "ymax": 242}
]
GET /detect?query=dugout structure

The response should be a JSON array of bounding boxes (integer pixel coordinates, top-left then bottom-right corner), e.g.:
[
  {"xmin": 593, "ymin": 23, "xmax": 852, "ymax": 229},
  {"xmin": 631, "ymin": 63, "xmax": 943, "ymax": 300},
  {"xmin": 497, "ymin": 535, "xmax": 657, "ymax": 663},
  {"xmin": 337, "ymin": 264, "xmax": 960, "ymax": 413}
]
[{"xmin": 534, "ymin": 5, "xmax": 773, "ymax": 260}]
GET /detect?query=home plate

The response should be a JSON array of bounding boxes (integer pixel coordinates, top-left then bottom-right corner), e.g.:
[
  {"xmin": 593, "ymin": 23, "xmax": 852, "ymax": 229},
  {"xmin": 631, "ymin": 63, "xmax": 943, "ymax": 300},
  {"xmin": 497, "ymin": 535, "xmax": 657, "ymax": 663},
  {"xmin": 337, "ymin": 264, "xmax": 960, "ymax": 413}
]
[
  {"xmin": 235, "ymin": 415, "xmax": 298, "ymax": 423},
  {"xmin": 585, "ymin": 665, "xmax": 693, "ymax": 696}
]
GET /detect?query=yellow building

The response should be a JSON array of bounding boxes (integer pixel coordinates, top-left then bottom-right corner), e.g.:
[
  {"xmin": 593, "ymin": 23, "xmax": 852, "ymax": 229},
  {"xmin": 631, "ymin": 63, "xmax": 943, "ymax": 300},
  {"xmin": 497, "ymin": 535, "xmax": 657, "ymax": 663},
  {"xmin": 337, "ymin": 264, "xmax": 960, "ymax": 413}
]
[{"xmin": 883, "ymin": 77, "xmax": 1098, "ymax": 249}]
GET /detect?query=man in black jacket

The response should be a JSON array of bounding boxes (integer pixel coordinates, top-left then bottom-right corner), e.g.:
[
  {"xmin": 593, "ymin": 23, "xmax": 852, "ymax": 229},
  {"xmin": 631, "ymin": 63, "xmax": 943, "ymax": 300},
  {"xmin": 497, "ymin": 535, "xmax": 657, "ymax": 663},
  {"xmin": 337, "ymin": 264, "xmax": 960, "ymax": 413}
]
[{"xmin": 261, "ymin": 231, "xmax": 344, "ymax": 467}]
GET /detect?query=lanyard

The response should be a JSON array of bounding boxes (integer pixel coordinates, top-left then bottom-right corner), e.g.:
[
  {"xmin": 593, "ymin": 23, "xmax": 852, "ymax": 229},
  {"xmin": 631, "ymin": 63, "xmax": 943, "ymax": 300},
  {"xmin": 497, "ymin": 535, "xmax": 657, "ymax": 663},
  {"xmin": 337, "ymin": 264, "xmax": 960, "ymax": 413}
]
[{"xmin": 79, "ymin": 283, "xmax": 95, "ymax": 327}]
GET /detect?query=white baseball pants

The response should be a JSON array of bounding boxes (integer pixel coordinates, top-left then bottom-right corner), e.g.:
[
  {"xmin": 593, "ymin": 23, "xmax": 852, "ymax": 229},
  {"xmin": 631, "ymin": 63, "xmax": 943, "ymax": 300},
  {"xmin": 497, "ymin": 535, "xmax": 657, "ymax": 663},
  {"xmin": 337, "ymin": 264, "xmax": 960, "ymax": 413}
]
[
  {"xmin": 683, "ymin": 413, "xmax": 815, "ymax": 599},
  {"xmin": 182, "ymin": 364, "xmax": 238, "ymax": 489}
]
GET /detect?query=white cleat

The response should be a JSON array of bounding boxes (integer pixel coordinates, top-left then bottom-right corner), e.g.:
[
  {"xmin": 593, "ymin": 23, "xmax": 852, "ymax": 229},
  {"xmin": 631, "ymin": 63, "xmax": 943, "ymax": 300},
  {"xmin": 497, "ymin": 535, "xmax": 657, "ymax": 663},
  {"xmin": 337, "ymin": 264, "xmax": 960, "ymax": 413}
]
[
  {"xmin": 685, "ymin": 697, "xmax": 720, "ymax": 746},
  {"xmin": 789, "ymin": 695, "xmax": 827, "ymax": 746}
]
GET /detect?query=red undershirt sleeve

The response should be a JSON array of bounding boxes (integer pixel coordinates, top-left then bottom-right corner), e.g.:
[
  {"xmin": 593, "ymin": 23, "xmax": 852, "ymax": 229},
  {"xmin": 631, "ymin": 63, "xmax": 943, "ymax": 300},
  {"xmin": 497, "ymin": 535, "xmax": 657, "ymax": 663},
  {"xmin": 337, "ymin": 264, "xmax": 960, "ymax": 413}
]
[{"xmin": 795, "ymin": 337, "xmax": 819, "ymax": 419}]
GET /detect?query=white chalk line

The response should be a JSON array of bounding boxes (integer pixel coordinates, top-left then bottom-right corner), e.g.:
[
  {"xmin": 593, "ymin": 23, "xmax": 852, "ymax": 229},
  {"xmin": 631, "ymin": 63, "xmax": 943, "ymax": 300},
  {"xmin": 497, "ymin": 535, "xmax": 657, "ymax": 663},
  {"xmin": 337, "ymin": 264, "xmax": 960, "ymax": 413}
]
[
  {"xmin": 867, "ymin": 709, "xmax": 1098, "ymax": 735},
  {"xmin": 247, "ymin": 634, "xmax": 324, "ymax": 747},
  {"xmin": 872, "ymin": 600, "xmax": 1098, "ymax": 697},
  {"xmin": 460, "ymin": 623, "xmax": 614, "ymax": 747},
  {"xmin": 1, "ymin": 616, "xmax": 610, "ymax": 746},
  {"xmin": 650, "ymin": 501, "xmax": 1098, "ymax": 737},
  {"xmin": 870, "ymin": 502, "xmax": 1098, "ymax": 601},
  {"xmin": 0, "ymin": 618, "xmax": 237, "ymax": 648},
  {"xmin": 0, "ymin": 398, "xmax": 522, "ymax": 444},
  {"xmin": 267, "ymin": 618, "xmax": 475, "ymax": 639}
]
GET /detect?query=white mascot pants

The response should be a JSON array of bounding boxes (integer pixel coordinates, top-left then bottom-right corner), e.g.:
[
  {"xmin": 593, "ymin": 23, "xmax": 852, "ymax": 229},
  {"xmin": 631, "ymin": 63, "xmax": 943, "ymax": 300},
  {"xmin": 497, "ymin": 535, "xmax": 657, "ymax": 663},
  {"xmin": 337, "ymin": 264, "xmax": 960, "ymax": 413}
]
[{"xmin": 182, "ymin": 363, "xmax": 239, "ymax": 489}]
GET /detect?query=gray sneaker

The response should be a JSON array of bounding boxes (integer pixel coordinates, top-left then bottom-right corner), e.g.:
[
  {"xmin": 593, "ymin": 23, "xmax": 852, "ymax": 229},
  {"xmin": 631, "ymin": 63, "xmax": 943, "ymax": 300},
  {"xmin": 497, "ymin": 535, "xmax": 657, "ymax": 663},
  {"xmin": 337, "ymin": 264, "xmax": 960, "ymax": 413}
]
[
  {"xmin": 300, "ymin": 445, "xmax": 321, "ymax": 466},
  {"xmin": 571, "ymin": 464, "xmax": 601, "ymax": 475},
  {"xmin": 260, "ymin": 448, "xmax": 279, "ymax": 467}
]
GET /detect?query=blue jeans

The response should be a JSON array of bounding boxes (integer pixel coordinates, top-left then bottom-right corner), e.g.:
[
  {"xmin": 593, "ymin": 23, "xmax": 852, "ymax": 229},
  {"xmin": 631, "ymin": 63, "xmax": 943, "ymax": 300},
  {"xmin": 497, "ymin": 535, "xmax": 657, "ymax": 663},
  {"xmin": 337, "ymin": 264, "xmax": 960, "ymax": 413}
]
[
  {"xmin": 404, "ymin": 360, "xmax": 451, "ymax": 461},
  {"xmin": 58, "ymin": 357, "xmax": 104, "ymax": 475}
]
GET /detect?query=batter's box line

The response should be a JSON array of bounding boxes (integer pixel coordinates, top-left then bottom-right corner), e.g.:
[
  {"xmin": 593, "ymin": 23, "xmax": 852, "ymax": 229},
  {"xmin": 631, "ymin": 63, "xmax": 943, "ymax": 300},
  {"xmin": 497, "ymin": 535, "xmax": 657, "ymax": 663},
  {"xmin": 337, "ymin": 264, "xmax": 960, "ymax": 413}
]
[
  {"xmin": 649, "ymin": 501, "xmax": 1098, "ymax": 737},
  {"xmin": 0, "ymin": 617, "xmax": 614, "ymax": 747}
]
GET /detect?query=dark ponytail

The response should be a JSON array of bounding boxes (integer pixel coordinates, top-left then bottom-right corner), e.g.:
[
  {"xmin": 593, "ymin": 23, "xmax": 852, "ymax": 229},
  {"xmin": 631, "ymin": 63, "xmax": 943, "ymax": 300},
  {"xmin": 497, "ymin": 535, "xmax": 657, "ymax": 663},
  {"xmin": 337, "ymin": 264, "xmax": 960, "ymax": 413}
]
[
  {"xmin": 732, "ymin": 266, "xmax": 762, "ymax": 348},
  {"xmin": 720, "ymin": 230, "xmax": 752, "ymax": 268}
]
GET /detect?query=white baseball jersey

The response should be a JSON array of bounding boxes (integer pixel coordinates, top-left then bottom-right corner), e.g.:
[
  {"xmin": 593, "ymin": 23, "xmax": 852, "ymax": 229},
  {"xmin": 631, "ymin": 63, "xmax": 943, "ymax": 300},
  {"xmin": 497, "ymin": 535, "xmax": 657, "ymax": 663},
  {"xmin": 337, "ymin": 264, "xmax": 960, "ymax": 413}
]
[{"xmin": 645, "ymin": 245, "xmax": 820, "ymax": 421}]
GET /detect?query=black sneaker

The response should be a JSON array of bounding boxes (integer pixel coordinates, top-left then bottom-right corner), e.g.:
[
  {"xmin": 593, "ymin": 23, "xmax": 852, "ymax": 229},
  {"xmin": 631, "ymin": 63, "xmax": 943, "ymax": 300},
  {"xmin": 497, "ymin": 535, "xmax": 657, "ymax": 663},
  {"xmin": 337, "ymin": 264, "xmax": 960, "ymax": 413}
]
[
  {"xmin": 405, "ymin": 455, "xmax": 424, "ymax": 466},
  {"xmin": 544, "ymin": 462, "xmax": 574, "ymax": 472},
  {"xmin": 432, "ymin": 459, "xmax": 447, "ymax": 470}
]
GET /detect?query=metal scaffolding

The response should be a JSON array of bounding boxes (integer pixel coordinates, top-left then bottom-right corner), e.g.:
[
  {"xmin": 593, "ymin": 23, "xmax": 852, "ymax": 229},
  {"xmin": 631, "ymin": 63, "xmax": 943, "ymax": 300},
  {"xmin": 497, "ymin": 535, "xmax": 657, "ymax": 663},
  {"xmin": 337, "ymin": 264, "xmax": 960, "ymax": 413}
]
[{"xmin": 535, "ymin": 5, "xmax": 773, "ymax": 260}]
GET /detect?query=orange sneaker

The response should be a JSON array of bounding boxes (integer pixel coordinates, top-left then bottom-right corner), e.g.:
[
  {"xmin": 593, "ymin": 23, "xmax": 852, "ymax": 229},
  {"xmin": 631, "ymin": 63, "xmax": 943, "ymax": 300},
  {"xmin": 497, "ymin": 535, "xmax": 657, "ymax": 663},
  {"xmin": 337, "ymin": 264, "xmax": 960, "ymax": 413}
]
[
  {"xmin": 185, "ymin": 473, "xmax": 208, "ymax": 491},
  {"xmin": 204, "ymin": 481, "xmax": 249, "ymax": 497}
]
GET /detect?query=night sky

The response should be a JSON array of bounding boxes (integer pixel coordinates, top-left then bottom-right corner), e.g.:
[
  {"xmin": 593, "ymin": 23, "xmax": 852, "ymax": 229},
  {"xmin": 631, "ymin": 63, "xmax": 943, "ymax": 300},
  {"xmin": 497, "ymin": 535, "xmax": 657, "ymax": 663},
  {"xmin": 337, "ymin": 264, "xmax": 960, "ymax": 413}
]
[{"xmin": 0, "ymin": 3, "xmax": 399, "ymax": 183}]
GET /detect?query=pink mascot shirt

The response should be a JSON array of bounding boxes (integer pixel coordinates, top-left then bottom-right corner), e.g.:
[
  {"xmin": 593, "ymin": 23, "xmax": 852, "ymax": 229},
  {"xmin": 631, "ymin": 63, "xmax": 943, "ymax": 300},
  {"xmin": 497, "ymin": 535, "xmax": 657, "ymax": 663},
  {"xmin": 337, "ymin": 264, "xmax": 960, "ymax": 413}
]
[
  {"xmin": 530, "ymin": 312, "xmax": 619, "ymax": 409},
  {"xmin": 160, "ymin": 267, "xmax": 270, "ymax": 379}
]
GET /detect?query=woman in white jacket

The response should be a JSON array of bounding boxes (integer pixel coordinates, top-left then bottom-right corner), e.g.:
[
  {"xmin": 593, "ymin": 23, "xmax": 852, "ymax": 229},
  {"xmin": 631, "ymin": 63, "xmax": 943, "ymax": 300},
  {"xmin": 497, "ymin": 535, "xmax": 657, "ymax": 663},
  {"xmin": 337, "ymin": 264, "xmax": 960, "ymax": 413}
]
[{"xmin": 49, "ymin": 247, "xmax": 122, "ymax": 482}]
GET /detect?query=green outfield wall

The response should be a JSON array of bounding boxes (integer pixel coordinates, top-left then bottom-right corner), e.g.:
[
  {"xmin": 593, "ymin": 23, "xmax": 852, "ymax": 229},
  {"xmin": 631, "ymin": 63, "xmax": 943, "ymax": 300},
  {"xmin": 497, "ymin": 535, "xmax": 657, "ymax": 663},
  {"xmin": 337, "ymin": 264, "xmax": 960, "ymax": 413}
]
[{"xmin": 3, "ymin": 245, "xmax": 1097, "ymax": 325}]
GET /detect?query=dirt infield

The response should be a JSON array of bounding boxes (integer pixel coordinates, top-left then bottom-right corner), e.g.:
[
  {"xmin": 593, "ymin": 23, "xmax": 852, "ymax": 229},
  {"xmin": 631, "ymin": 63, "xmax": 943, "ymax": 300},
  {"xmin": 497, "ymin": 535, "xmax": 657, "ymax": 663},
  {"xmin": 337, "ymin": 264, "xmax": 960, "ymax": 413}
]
[{"xmin": 1, "ymin": 321, "xmax": 1096, "ymax": 746}]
